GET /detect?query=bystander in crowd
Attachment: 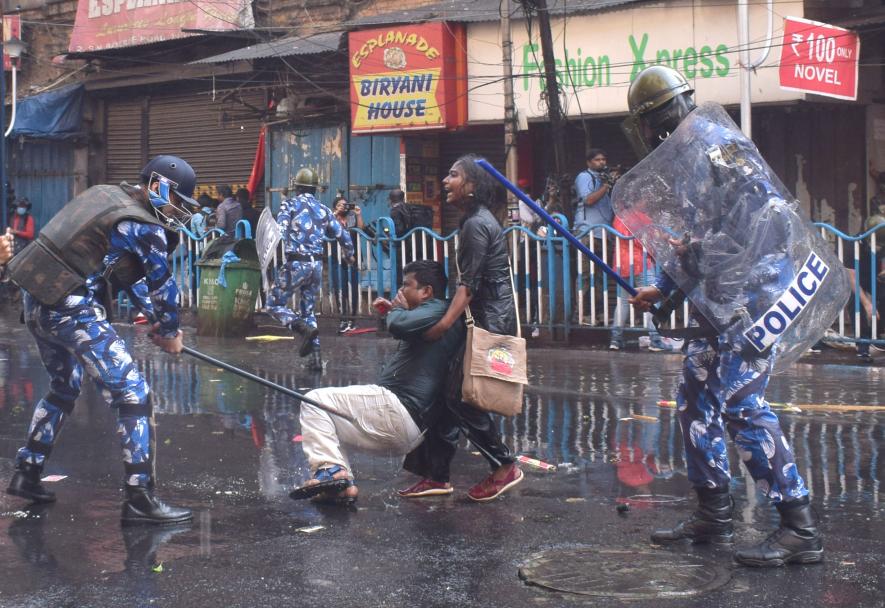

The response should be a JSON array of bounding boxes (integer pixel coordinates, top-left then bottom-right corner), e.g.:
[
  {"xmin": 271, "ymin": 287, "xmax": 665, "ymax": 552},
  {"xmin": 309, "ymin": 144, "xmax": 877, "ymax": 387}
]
[
  {"xmin": 215, "ymin": 185, "xmax": 242, "ymax": 236},
  {"xmin": 333, "ymin": 193, "xmax": 364, "ymax": 334},
  {"xmin": 574, "ymin": 149, "xmax": 615, "ymax": 325}
]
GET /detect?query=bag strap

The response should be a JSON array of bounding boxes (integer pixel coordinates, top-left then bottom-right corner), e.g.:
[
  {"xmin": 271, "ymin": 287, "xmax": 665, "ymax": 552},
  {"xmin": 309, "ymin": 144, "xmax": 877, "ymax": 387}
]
[
  {"xmin": 508, "ymin": 256, "xmax": 522, "ymax": 339},
  {"xmin": 454, "ymin": 238, "xmax": 521, "ymax": 338}
]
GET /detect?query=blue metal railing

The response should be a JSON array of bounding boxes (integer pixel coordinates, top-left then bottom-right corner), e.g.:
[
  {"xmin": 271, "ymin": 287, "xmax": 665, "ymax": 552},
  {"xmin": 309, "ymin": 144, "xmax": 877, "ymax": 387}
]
[{"xmin": 117, "ymin": 217, "xmax": 884, "ymax": 348}]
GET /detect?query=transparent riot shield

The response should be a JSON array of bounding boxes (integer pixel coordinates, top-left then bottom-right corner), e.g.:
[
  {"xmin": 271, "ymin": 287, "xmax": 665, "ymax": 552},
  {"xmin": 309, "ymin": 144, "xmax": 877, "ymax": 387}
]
[
  {"xmin": 612, "ymin": 102, "xmax": 850, "ymax": 370},
  {"xmin": 255, "ymin": 206, "xmax": 281, "ymax": 291}
]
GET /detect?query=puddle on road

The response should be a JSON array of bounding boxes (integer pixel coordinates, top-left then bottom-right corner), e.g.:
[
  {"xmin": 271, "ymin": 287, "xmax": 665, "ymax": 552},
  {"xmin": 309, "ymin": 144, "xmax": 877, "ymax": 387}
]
[{"xmin": 0, "ymin": 323, "xmax": 882, "ymax": 598}]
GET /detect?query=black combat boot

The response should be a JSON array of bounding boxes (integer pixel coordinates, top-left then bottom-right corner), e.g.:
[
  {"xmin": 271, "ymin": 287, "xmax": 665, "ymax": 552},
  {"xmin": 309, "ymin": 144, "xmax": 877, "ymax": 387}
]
[
  {"xmin": 6, "ymin": 462, "xmax": 56, "ymax": 504},
  {"xmin": 290, "ymin": 319, "xmax": 319, "ymax": 357},
  {"xmin": 651, "ymin": 487, "xmax": 734, "ymax": 544},
  {"xmin": 121, "ymin": 485, "xmax": 193, "ymax": 525},
  {"xmin": 308, "ymin": 345, "xmax": 323, "ymax": 372},
  {"xmin": 733, "ymin": 496, "xmax": 823, "ymax": 567}
]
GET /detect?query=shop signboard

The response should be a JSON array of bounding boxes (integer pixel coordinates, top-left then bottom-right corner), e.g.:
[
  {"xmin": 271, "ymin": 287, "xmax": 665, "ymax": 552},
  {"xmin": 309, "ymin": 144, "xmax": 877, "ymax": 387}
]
[
  {"xmin": 349, "ymin": 23, "xmax": 466, "ymax": 133},
  {"xmin": 467, "ymin": 0, "xmax": 805, "ymax": 121},
  {"xmin": 779, "ymin": 17, "xmax": 859, "ymax": 101},
  {"xmin": 68, "ymin": 0, "xmax": 254, "ymax": 53}
]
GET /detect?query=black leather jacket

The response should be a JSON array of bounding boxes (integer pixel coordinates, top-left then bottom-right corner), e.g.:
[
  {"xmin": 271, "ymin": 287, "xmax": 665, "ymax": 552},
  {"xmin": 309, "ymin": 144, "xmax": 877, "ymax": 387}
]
[{"xmin": 458, "ymin": 205, "xmax": 516, "ymax": 335}]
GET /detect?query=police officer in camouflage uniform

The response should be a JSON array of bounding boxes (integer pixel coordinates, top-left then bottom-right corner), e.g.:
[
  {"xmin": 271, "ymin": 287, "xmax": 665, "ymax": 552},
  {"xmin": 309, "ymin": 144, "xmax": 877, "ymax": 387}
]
[
  {"xmin": 267, "ymin": 167, "xmax": 354, "ymax": 372},
  {"xmin": 5, "ymin": 155, "xmax": 195, "ymax": 525},
  {"xmin": 623, "ymin": 66, "xmax": 824, "ymax": 567}
]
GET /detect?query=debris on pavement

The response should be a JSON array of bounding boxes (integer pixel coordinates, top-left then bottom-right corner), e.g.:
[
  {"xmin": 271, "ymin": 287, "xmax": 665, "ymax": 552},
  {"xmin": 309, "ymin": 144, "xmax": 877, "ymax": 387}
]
[
  {"xmin": 296, "ymin": 525, "xmax": 325, "ymax": 534},
  {"xmin": 517, "ymin": 456, "xmax": 557, "ymax": 471},
  {"xmin": 40, "ymin": 475, "xmax": 68, "ymax": 482}
]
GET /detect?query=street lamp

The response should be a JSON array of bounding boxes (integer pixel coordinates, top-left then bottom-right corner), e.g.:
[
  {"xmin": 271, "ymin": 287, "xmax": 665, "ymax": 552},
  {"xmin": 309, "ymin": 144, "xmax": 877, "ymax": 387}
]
[
  {"xmin": 1, "ymin": 32, "xmax": 26, "ymax": 229},
  {"xmin": 5, "ymin": 36, "xmax": 26, "ymax": 136}
]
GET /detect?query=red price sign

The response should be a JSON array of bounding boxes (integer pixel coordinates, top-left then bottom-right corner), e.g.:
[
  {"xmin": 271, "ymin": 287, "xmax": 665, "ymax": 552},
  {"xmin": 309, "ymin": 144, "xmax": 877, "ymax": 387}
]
[{"xmin": 779, "ymin": 17, "xmax": 859, "ymax": 101}]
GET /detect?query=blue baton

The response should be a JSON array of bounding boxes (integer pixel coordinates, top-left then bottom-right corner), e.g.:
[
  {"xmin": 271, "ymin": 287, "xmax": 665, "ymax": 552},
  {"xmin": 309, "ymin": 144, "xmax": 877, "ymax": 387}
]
[{"xmin": 476, "ymin": 159, "xmax": 637, "ymax": 295}]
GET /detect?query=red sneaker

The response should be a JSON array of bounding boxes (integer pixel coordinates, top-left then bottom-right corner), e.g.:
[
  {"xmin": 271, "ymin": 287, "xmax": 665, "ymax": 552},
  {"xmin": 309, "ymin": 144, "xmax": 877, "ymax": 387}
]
[
  {"xmin": 397, "ymin": 478, "xmax": 453, "ymax": 498},
  {"xmin": 467, "ymin": 464, "xmax": 524, "ymax": 502}
]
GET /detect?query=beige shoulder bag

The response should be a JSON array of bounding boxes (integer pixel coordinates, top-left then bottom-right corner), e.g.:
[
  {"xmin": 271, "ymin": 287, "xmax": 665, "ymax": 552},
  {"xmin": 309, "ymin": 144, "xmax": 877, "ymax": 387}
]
[{"xmin": 458, "ymin": 252, "xmax": 528, "ymax": 417}]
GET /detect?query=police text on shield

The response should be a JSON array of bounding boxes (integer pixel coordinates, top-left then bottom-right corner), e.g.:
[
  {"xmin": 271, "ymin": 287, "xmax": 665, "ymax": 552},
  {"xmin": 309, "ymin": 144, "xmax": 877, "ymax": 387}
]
[{"xmin": 744, "ymin": 251, "xmax": 829, "ymax": 352}]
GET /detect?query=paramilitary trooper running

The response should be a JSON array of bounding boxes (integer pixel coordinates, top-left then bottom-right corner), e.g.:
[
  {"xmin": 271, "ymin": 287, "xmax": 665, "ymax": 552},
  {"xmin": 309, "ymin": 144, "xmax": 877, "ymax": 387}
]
[
  {"xmin": 266, "ymin": 167, "xmax": 354, "ymax": 371},
  {"xmin": 5, "ymin": 155, "xmax": 198, "ymax": 525}
]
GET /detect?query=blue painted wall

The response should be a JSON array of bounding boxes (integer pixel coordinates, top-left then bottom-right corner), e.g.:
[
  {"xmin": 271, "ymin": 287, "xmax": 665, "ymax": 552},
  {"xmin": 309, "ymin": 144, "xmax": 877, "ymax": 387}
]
[
  {"xmin": 266, "ymin": 123, "xmax": 399, "ymax": 221},
  {"xmin": 5, "ymin": 140, "xmax": 75, "ymax": 231}
]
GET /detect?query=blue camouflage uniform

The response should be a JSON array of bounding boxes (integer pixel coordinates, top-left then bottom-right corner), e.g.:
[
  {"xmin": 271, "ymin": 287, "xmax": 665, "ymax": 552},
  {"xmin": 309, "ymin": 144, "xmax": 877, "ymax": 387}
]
[
  {"xmin": 654, "ymin": 119, "xmax": 808, "ymax": 504},
  {"xmin": 266, "ymin": 192, "xmax": 353, "ymax": 346},
  {"xmin": 16, "ymin": 221, "xmax": 180, "ymax": 488}
]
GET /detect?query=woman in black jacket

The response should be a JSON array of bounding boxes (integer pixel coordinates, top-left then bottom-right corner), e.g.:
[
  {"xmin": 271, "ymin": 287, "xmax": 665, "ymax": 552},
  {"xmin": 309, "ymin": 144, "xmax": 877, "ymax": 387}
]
[{"xmin": 400, "ymin": 154, "xmax": 523, "ymax": 501}]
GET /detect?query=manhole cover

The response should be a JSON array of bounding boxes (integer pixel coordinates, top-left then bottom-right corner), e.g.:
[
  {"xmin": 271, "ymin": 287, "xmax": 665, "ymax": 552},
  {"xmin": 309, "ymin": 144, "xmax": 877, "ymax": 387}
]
[
  {"xmin": 519, "ymin": 547, "xmax": 731, "ymax": 600},
  {"xmin": 626, "ymin": 494, "xmax": 687, "ymax": 504}
]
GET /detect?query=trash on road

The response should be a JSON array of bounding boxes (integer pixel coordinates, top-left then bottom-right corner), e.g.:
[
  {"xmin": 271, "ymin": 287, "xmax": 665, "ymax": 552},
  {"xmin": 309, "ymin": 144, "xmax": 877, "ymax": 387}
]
[
  {"xmin": 517, "ymin": 455, "xmax": 557, "ymax": 471},
  {"xmin": 296, "ymin": 525, "xmax": 325, "ymax": 534},
  {"xmin": 245, "ymin": 335, "xmax": 293, "ymax": 342}
]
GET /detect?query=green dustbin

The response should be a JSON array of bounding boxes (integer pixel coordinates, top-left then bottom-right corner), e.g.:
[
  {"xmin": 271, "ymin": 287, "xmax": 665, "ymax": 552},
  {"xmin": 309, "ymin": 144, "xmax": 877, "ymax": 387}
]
[{"xmin": 196, "ymin": 238, "xmax": 261, "ymax": 337}]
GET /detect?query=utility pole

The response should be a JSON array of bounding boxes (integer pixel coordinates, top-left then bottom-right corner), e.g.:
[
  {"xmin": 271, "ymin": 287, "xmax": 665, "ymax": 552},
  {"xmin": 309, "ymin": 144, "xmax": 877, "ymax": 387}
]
[
  {"xmin": 532, "ymin": 0, "xmax": 569, "ymax": 221},
  {"xmin": 501, "ymin": 0, "xmax": 519, "ymax": 221},
  {"xmin": 0, "ymin": 8, "xmax": 6, "ymax": 231}
]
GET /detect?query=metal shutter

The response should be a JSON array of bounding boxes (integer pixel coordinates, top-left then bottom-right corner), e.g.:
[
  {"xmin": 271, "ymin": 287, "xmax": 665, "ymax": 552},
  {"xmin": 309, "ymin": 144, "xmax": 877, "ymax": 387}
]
[
  {"xmin": 148, "ymin": 90, "xmax": 265, "ymax": 198},
  {"xmin": 105, "ymin": 99, "xmax": 146, "ymax": 185}
]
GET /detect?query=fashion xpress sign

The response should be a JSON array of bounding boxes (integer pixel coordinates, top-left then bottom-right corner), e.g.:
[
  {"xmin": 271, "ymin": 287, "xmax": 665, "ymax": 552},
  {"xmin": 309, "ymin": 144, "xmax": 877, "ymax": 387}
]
[
  {"xmin": 467, "ymin": 0, "xmax": 804, "ymax": 121},
  {"xmin": 69, "ymin": 0, "xmax": 253, "ymax": 53},
  {"xmin": 779, "ymin": 17, "xmax": 859, "ymax": 101},
  {"xmin": 349, "ymin": 23, "xmax": 465, "ymax": 133}
]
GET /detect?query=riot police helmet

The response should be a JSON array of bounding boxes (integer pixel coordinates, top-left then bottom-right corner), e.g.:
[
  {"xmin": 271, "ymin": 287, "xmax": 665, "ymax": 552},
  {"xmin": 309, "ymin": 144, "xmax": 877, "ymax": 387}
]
[
  {"xmin": 623, "ymin": 65, "xmax": 696, "ymax": 157},
  {"xmin": 290, "ymin": 167, "xmax": 319, "ymax": 193},
  {"xmin": 139, "ymin": 155, "xmax": 199, "ymax": 228}
]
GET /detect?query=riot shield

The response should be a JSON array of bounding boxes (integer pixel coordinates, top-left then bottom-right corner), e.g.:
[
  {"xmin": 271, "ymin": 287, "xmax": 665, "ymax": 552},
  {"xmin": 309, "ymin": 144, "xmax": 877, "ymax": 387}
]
[
  {"xmin": 255, "ymin": 206, "xmax": 281, "ymax": 291},
  {"xmin": 612, "ymin": 102, "xmax": 850, "ymax": 370}
]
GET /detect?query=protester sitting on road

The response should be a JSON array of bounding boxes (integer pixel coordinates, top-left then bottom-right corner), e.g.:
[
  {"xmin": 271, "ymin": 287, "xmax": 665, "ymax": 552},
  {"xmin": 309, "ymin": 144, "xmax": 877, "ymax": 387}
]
[{"xmin": 289, "ymin": 260, "xmax": 464, "ymax": 505}]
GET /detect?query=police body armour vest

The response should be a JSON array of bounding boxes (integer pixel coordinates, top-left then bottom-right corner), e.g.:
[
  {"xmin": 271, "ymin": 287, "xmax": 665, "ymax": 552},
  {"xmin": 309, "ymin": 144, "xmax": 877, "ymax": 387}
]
[{"xmin": 8, "ymin": 184, "xmax": 178, "ymax": 306}]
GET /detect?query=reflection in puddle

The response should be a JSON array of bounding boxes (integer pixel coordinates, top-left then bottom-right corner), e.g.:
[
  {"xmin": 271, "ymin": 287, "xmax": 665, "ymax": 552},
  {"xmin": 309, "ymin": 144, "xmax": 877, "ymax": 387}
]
[{"xmin": 128, "ymin": 350, "xmax": 885, "ymax": 510}]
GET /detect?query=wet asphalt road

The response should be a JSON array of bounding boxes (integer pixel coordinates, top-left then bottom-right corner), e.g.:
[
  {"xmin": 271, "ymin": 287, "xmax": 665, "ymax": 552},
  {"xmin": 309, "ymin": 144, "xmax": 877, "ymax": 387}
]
[{"xmin": 0, "ymin": 312, "xmax": 882, "ymax": 608}]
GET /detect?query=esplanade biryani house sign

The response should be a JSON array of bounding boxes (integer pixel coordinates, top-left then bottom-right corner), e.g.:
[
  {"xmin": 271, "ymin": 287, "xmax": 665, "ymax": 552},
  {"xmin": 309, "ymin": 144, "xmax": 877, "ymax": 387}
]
[
  {"xmin": 350, "ymin": 23, "xmax": 463, "ymax": 133},
  {"xmin": 69, "ymin": 0, "xmax": 250, "ymax": 53}
]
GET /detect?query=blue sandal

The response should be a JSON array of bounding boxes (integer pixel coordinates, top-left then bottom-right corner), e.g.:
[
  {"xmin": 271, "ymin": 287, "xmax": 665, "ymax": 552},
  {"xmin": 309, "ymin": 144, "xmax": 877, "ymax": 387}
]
[{"xmin": 289, "ymin": 465, "xmax": 350, "ymax": 501}]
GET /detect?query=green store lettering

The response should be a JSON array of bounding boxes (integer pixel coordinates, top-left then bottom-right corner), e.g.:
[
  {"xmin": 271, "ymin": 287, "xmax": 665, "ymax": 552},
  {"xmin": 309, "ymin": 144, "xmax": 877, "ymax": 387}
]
[{"xmin": 520, "ymin": 33, "xmax": 731, "ymax": 91}]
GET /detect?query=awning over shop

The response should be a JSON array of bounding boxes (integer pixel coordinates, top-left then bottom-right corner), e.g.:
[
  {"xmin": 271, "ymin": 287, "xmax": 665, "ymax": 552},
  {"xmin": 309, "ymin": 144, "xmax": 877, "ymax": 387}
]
[
  {"xmin": 9, "ymin": 83, "xmax": 84, "ymax": 140},
  {"xmin": 191, "ymin": 32, "xmax": 344, "ymax": 64}
]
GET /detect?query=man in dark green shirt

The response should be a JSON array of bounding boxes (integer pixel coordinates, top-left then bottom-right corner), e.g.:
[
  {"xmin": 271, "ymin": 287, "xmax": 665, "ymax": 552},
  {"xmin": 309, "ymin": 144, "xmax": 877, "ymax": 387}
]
[{"xmin": 289, "ymin": 260, "xmax": 464, "ymax": 505}]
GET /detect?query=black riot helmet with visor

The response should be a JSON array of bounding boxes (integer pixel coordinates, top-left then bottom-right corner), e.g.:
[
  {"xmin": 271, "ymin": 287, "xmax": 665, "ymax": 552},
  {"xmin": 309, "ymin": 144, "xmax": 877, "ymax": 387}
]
[
  {"xmin": 622, "ymin": 65, "xmax": 696, "ymax": 159},
  {"xmin": 139, "ymin": 155, "xmax": 199, "ymax": 229}
]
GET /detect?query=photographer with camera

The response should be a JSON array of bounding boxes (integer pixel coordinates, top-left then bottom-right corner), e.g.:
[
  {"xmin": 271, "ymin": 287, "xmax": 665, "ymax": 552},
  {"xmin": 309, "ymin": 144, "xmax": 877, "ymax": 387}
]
[{"xmin": 574, "ymin": 148, "xmax": 616, "ymax": 324}]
